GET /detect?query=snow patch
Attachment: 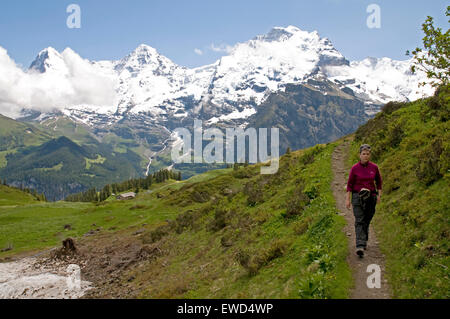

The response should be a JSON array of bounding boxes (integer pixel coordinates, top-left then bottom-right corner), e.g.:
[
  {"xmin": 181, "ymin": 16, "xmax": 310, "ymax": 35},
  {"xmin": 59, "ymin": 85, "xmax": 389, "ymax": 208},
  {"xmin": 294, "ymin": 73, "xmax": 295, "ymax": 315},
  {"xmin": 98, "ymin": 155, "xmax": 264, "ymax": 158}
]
[{"xmin": 0, "ymin": 257, "xmax": 92, "ymax": 299}]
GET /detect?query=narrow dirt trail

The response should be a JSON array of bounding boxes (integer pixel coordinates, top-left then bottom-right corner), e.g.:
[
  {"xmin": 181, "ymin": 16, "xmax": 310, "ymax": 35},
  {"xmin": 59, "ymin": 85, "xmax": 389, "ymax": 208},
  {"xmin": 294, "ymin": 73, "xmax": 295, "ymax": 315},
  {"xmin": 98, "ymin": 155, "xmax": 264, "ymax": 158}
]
[{"xmin": 331, "ymin": 140, "xmax": 391, "ymax": 299}]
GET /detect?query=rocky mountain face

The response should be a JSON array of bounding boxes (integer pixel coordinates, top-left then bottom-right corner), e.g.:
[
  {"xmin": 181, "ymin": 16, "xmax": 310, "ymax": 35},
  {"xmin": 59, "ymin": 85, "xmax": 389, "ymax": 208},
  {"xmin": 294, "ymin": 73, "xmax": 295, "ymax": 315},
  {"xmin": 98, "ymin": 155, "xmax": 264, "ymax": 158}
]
[{"xmin": 248, "ymin": 79, "xmax": 369, "ymax": 153}]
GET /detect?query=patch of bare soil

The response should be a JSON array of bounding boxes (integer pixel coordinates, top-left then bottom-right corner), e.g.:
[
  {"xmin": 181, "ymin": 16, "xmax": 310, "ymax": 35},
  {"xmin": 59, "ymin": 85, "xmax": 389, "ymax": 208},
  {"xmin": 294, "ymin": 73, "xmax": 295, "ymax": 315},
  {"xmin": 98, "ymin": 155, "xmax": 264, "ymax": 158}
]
[
  {"xmin": 0, "ymin": 225, "xmax": 162, "ymax": 299},
  {"xmin": 331, "ymin": 140, "xmax": 391, "ymax": 299},
  {"xmin": 53, "ymin": 229, "xmax": 163, "ymax": 298}
]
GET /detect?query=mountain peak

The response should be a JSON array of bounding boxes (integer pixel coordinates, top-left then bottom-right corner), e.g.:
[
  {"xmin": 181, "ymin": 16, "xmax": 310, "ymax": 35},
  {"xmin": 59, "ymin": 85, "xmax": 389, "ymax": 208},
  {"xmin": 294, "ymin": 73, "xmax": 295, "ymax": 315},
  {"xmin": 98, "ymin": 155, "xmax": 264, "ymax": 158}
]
[
  {"xmin": 29, "ymin": 47, "xmax": 65, "ymax": 73},
  {"xmin": 255, "ymin": 26, "xmax": 295, "ymax": 42},
  {"xmin": 37, "ymin": 135, "xmax": 85, "ymax": 154},
  {"xmin": 255, "ymin": 25, "xmax": 320, "ymax": 43},
  {"xmin": 118, "ymin": 43, "xmax": 164, "ymax": 68},
  {"xmin": 115, "ymin": 43, "xmax": 179, "ymax": 74},
  {"xmin": 132, "ymin": 44, "xmax": 159, "ymax": 56}
]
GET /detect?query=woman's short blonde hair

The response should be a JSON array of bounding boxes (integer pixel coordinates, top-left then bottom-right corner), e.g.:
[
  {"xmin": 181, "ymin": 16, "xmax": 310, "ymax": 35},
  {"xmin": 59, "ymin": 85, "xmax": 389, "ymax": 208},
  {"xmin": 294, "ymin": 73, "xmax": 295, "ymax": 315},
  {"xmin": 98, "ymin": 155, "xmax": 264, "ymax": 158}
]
[{"xmin": 359, "ymin": 144, "xmax": 371, "ymax": 153}]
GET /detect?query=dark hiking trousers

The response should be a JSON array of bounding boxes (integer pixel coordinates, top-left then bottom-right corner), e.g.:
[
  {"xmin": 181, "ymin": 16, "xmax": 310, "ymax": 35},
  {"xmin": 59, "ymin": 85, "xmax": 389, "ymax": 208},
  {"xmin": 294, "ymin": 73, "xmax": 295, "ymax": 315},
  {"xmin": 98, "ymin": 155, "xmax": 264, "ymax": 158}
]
[{"xmin": 351, "ymin": 192, "xmax": 377, "ymax": 248}]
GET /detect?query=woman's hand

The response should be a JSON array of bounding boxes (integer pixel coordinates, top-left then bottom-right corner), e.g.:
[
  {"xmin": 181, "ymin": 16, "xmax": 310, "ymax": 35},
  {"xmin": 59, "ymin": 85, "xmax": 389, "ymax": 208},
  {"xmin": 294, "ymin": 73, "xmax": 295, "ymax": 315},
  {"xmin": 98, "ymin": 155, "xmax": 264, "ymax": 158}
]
[
  {"xmin": 377, "ymin": 195, "xmax": 381, "ymax": 204},
  {"xmin": 345, "ymin": 198, "xmax": 351, "ymax": 209}
]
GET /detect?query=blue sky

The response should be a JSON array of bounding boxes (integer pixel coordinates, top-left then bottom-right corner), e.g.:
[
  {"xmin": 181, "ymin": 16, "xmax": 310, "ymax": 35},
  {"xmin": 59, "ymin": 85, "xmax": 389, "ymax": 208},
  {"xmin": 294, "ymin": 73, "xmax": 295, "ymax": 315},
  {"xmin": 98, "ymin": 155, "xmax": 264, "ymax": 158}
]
[{"xmin": 0, "ymin": 0, "xmax": 447, "ymax": 69}]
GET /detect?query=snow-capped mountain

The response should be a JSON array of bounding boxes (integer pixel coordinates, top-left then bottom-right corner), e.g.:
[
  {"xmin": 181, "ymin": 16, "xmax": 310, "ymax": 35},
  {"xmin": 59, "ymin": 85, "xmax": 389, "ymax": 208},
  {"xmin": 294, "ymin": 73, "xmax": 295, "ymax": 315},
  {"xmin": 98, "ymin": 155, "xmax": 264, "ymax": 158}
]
[
  {"xmin": 15, "ymin": 25, "xmax": 432, "ymax": 128},
  {"xmin": 323, "ymin": 57, "xmax": 434, "ymax": 106},
  {"xmin": 12, "ymin": 46, "xmax": 118, "ymax": 119},
  {"xmin": 108, "ymin": 44, "xmax": 216, "ymax": 116},
  {"xmin": 0, "ymin": 25, "xmax": 437, "ymax": 196},
  {"xmin": 29, "ymin": 47, "xmax": 68, "ymax": 74},
  {"xmin": 208, "ymin": 26, "xmax": 349, "ymax": 107}
]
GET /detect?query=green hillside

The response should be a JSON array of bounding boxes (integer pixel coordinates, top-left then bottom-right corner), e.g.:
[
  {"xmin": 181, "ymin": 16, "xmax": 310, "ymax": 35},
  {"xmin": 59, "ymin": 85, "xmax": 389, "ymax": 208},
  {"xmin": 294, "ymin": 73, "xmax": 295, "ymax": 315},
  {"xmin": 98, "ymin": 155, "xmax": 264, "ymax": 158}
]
[
  {"xmin": 0, "ymin": 184, "xmax": 37, "ymax": 207},
  {"xmin": 0, "ymin": 135, "xmax": 143, "ymax": 201},
  {"xmin": 0, "ymin": 171, "xmax": 222, "ymax": 257},
  {"xmin": 131, "ymin": 142, "xmax": 351, "ymax": 298},
  {"xmin": 0, "ymin": 114, "xmax": 52, "ymax": 169},
  {"xmin": 0, "ymin": 115, "xmax": 232, "ymax": 198},
  {"xmin": 347, "ymin": 85, "xmax": 449, "ymax": 298},
  {"xmin": 0, "ymin": 141, "xmax": 352, "ymax": 298},
  {"xmin": 0, "ymin": 114, "xmax": 52, "ymax": 150},
  {"xmin": 30, "ymin": 115, "xmax": 104, "ymax": 147},
  {"xmin": 0, "ymin": 86, "xmax": 448, "ymax": 299}
]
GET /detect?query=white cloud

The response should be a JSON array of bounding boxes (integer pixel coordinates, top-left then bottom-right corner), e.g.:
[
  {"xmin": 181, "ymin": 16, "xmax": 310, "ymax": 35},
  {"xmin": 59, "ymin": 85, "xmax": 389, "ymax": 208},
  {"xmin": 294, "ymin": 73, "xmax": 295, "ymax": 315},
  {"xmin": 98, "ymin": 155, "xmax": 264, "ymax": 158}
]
[
  {"xmin": 194, "ymin": 48, "xmax": 203, "ymax": 55},
  {"xmin": 209, "ymin": 43, "xmax": 234, "ymax": 54},
  {"xmin": 0, "ymin": 46, "xmax": 118, "ymax": 119}
]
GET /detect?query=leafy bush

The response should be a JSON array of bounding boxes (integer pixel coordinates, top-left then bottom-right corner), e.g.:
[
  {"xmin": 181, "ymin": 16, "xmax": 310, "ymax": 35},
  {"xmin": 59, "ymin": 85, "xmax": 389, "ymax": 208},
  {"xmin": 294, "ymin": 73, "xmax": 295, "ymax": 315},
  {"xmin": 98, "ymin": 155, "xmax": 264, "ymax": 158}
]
[
  {"xmin": 209, "ymin": 208, "xmax": 235, "ymax": 232},
  {"xmin": 244, "ymin": 181, "xmax": 264, "ymax": 206},
  {"xmin": 235, "ymin": 249, "xmax": 251, "ymax": 270},
  {"xmin": 299, "ymin": 144, "xmax": 325, "ymax": 165},
  {"xmin": 174, "ymin": 210, "xmax": 196, "ymax": 234},
  {"xmin": 191, "ymin": 190, "xmax": 210, "ymax": 203},
  {"xmin": 415, "ymin": 137, "xmax": 445, "ymax": 185},
  {"xmin": 422, "ymin": 85, "xmax": 450, "ymax": 122},
  {"xmin": 298, "ymin": 244, "xmax": 338, "ymax": 298},
  {"xmin": 232, "ymin": 166, "xmax": 254, "ymax": 179},
  {"xmin": 354, "ymin": 112, "xmax": 389, "ymax": 143},
  {"xmin": 386, "ymin": 123, "xmax": 405, "ymax": 148},
  {"xmin": 298, "ymin": 272, "xmax": 328, "ymax": 298},
  {"xmin": 308, "ymin": 215, "xmax": 334, "ymax": 238},
  {"xmin": 282, "ymin": 185, "xmax": 310, "ymax": 219},
  {"xmin": 293, "ymin": 216, "xmax": 313, "ymax": 235},
  {"xmin": 382, "ymin": 101, "xmax": 404, "ymax": 115},
  {"xmin": 220, "ymin": 233, "xmax": 234, "ymax": 247},
  {"xmin": 235, "ymin": 240, "xmax": 290, "ymax": 276},
  {"xmin": 145, "ymin": 223, "xmax": 172, "ymax": 243},
  {"xmin": 303, "ymin": 184, "xmax": 319, "ymax": 200}
]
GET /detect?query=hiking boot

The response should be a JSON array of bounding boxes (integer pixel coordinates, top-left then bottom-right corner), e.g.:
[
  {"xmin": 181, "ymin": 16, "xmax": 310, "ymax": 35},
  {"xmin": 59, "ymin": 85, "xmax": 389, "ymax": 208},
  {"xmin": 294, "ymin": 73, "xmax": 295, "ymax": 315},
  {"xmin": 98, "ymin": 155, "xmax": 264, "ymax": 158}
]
[{"xmin": 356, "ymin": 248, "xmax": 364, "ymax": 257}]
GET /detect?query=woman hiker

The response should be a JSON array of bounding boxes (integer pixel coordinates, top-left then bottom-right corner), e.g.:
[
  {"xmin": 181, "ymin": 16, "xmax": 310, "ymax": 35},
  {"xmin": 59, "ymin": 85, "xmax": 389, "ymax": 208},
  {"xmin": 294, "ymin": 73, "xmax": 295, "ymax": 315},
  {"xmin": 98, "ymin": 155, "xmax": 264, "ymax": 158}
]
[{"xmin": 345, "ymin": 144, "xmax": 382, "ymax": 257}]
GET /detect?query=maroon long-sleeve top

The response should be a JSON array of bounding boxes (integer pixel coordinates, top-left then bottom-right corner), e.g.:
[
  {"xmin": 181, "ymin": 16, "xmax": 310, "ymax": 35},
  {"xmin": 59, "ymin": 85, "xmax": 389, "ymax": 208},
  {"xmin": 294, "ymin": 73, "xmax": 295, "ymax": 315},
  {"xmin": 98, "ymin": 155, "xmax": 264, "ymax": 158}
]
[{"xmin": 347, "ymin": 161, "xmax": 382, "ymax": 193}]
